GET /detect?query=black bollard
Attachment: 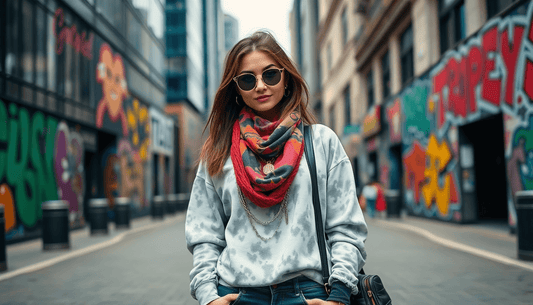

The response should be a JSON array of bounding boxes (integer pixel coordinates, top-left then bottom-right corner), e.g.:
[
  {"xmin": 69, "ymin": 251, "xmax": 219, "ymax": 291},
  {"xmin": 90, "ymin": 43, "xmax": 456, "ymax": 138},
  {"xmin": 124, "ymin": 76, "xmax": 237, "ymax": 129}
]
[
  {"xmin": 167, "ymin": 194, "xmax": 177, "ymax": 215},
  {"xmin": 0, "ymin": 204, "xmax": 6, "ymax": 271},
  {"xmin": 385, "ymin": 189, "xmax": 401, "ymax": 218},
  {"xmin": 89, "ymin": 198, "xmax": 109, "ymax": 235},
  {"xmin": 515, "ymin": 191, "xmax": 533, "ymax": 261},
  {"xmin": 41, "ymin": 200, "xmax": 70, "ymax": 250},
  {"xmin": 114, "ymin": 197, "xmax": 131, "ymax": 229},
  {"xmin": 152, "ymin": 195, "xmax": 165, "ymax": 220}
]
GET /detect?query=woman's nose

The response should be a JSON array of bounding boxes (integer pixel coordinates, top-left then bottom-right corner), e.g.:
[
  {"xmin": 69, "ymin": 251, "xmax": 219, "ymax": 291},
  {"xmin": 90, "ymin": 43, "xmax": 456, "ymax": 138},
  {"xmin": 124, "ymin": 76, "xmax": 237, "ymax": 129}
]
[{"xmin": 255, "ymin": 77, "xmax": 267, "ymax": 90}]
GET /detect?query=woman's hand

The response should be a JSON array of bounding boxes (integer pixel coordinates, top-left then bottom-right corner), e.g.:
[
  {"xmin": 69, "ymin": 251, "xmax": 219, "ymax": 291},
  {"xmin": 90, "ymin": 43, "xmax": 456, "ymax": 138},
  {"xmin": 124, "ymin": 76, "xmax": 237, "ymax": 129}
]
[
  {"xmin": 305, "ymin": 300, "xmax": 344, "ymax": 305},
  {"xmin": 207, "ymin": 294, "xmax": 239, "ymax": 305}
]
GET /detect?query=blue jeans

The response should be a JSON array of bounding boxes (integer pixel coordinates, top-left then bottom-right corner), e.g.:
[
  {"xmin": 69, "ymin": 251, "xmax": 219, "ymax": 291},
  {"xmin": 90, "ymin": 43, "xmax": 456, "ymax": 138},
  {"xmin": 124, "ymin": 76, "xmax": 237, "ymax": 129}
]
[
  {"xmin": 366, "ymin": 198, "xmax": 376, "ymax": 218},
  {"xmin": 217, "ymin": 276, "xmax": 329, "ymax": 305}
]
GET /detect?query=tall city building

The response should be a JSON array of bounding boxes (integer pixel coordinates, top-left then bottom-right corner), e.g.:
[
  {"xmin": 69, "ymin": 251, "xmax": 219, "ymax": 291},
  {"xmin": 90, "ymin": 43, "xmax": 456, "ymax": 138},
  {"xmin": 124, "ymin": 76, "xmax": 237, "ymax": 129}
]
[
  {"xmin": 1, "ymin": 0, "xmax": 173, "ymax": 243},
  {"xmin": 164, "ymin": 0, "xmax": 224, "ymax": 191},
  {"xmin": 289, "ymin": 0, "xmax": 322, "ymax": 123},
  {"xmin": 308, "ymin": 0, "xmax": 531, "ymax": 230},
  {"xmin": 224, "ymin": 14, "xmax": 239, "ymax": 54}
]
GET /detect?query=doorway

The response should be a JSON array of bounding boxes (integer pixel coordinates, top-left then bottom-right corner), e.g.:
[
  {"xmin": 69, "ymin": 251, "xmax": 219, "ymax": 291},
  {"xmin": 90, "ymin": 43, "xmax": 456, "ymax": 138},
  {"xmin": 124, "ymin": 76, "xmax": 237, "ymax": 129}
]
[
  {"xmin": 83, "ymin": 151, "xmax": 97, "ymax": 225},
  {"xmin": 460, "ymin": 113, "xmax": 508, "ymax": 221},
  {"xmin": 368, "ymin": 152, "xmax": 378, "ymax": 182},
  {"xmin": 389, "ymin": 144, "xmax": 404, "ymax": 209}
]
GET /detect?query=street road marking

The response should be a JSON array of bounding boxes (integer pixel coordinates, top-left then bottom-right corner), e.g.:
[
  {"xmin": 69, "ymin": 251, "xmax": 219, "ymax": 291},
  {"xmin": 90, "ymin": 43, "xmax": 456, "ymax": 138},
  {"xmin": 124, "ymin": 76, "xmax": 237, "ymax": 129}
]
[
  {"xmin": 375, "ymin": 220, "xmax": 533, "ymax": 273},
  {"xmin": 0, "ymin": 216, "xmax": 182, "ymax": 282}
]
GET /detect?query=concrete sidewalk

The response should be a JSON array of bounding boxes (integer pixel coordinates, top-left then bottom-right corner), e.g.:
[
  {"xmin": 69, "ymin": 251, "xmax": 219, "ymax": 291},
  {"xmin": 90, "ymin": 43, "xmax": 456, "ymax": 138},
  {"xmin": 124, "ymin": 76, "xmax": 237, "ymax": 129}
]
[
  {"xmin": 368, "ymin": 213, "xmax": 533, "ymax": 272},
  {"xmin": 1, "ymin": 213, "xmax": 186, "ymax": 281}
]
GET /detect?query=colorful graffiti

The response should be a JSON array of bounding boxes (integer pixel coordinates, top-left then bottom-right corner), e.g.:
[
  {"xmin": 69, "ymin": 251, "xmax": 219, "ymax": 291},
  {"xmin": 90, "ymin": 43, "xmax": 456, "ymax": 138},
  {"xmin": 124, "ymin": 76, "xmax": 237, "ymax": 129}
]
[
  {"xmin": 96, "ymin": 43, "xmax": 128, "ymax": 137},
  {"xmin": 102, "ymin": 146, "xmax": 119, "ymax": 209},
  {"xmin": 403, "ymin": 141, "xmax": 426, "ymax": 204},
  {"xmin": 398, "ymin": 3, "xmax": 533, "ymax": 223},
  {"xmin": 386, "ymin": 99, "xmax": 402, "ymax": 144},
  {"xmin": 0, "ymin": 184, "xmax": 15, "ymax": 233},
  {"xmin": 118, "ymin": 140, "xmax": 146, "ymax": 208},
  {"xmin": 53, "ymin": 8, "xmax": 94, "ymax": 60},
  {"xmin": 126, "ymin": 98, "xmax": 150, "ymax": 162},
  {"xmin": 0, "ymin": 101, "xmax": 59, "ymax": 229},
  {"xmin": 54, "ymin": 122, "xmax": 85, "ymax": 224},
  {"xmin": 0, "ymin": 100, "xmax": 90, "ymax": 239},
  {"xmin": 421, "ymin": 135, "xmax": 459, "ymax": 216}
]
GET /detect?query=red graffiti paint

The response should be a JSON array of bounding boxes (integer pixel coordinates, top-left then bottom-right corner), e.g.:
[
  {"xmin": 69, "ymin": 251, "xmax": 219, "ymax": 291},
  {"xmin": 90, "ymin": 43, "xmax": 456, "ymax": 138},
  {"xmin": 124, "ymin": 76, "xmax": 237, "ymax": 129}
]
[
  {"xmin": 526, "ymin": 16, "xmax": 533, "ymax": 100},
  {"xmin": 432, "ymin": 19, "xmax": 532, "ymax": 128},
  {"xmin": 481, "ymin": 26, "xmax": 502, "ymax": 106},
  {"xmin": 448, "ymin": 57, "xmax": 467, "ymax": 118},
  {"xmin": 466, "ymin": 46, "xmax": 483, "ymax": 113},
  {"xmin": 403, "ymin": 141, "xmax": 426, "ymax": 203},
  {"xmin": 53, "ymin": 8, "xmax": 94, "ymax": 60},
  {"xmin": 433, "ymin": 66, "xmax": 448, "ymax": 129},
  {"xmin": 501, "ymin": 25, "xmax": 525, "ymax": 106}
]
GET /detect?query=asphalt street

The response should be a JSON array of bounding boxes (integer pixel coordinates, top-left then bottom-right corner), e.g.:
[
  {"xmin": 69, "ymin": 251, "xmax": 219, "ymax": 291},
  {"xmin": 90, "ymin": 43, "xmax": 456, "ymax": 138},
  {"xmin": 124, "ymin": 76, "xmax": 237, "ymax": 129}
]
[{"xmin": 0, "ymin": 214, "xmax": 532, "ymax": 305}]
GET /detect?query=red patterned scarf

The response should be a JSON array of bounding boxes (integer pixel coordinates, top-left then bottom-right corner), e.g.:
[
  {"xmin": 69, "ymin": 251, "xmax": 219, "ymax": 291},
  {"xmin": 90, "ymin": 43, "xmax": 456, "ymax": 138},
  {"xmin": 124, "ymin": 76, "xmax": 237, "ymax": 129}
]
[{"xmin": 231, "ymin": 107, "xmax": 304, "ymax": 208}]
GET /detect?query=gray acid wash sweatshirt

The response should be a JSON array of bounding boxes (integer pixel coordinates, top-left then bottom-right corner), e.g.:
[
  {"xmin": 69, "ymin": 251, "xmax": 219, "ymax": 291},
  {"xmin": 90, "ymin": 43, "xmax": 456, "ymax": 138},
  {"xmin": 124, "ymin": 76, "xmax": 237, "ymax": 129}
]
[{"xmin": 185, "ymin": 124, "xmax": 368, "ymax": 305}]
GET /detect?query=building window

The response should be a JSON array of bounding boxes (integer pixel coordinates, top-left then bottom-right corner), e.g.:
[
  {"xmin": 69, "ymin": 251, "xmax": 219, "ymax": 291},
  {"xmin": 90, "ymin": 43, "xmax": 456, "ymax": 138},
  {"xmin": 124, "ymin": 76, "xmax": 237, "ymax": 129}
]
[
  {"xmin": 486, "ymin": 0, "xmax": 515, "ymax": 19},
  {"xmin": 36, "ymin": 4, "xmax": 48, "ymax": 89},
  {"xmin": 438, "ymin": 0, "xmax": 466, "ymax": 54},
  {"xmin": 167, "ymin": 75, "xmax": 187, "ymax": 96},
  {"xmin": 167, "ymin": 33, "xmax": 186, "ymax": 55},
  {"xmin": 22, "ymin": 0, "xmax": 34, "ymax": 84},
  {"xmin": 367, "ymin": 70, "xmax": 374, "ymax": 109},
  {"xmin": 47, "ymin": 10, "xmax": 57, "ymax": 92},
  {"xmin": 166, "ymin": 10, "xmax": 185, "ymax": 27},
  {"xmin": 400, "ymin": 24, "xmax": 414, "ymax": 87},
  {"xmin": 97, "ymin": 0, "xmax": 124, "ymax": 34},
  {"xmin": 127, "ymin": 9, "xmax": 143, "ymax": 55},
  {"xmin": 344, "ymin": 85, "xmax": 351, "ymax": 127},
  {"xmin": 342, "ymin": 8, "xmax": 348, "ymax": 45},
  {"xmin": 6, "ymin": 0, "xmax": 20, "ymax": 77},
  {"xmin": 381, "ymin": 50, "xmax": 390, "ymax": 99}
]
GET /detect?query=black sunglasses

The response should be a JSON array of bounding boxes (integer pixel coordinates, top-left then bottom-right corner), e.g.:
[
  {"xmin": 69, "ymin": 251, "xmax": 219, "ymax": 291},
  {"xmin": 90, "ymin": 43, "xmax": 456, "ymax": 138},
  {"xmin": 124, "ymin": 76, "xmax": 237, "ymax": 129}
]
[{"xmin": 233, "ymin": 68, "xmax": 285, "ymax": 91}]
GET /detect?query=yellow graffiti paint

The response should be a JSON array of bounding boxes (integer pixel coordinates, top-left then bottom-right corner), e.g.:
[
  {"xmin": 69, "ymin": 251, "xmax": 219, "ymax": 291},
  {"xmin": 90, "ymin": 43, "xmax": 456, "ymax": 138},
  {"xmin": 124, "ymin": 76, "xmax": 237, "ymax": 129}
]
[{"xmin": 422, "ymin": 134, "xmax": 452, "ymax": 216}]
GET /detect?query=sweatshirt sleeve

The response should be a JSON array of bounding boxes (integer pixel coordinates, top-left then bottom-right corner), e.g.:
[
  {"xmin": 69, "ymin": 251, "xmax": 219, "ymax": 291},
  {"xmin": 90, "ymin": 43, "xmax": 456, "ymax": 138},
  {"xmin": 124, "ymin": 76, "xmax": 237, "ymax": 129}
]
[
  {"xmin": 320, "ymin": 126, "xmax": 368, "ymax": 295},
  {"xmin": 185, "ymin": 163, "xmax": 227, "ymax": 305}
]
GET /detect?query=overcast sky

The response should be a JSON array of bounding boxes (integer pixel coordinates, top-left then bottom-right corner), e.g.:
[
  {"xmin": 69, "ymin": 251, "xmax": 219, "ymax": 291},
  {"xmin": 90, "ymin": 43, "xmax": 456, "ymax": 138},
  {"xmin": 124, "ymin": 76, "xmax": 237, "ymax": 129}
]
[{"xmin": 221, "ymin": 0, "xmax": 294, "ymax": 55}]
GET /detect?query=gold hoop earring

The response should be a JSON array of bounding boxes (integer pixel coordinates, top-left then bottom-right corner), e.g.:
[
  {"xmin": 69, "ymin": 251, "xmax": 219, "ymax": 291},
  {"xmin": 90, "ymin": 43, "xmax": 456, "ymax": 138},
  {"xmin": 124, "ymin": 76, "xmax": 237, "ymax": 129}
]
[
  {"xmin": 236, "ymin": 95, "xmax": 241, "ymax": 106},
  {"xmin": 284, "ymin": 86, "xmax": 290, "ymax": 97}
]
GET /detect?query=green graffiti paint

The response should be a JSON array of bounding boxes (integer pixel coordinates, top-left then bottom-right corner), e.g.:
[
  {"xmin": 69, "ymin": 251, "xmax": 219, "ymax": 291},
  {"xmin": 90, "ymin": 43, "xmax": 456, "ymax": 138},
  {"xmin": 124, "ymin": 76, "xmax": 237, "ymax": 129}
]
[
  {"xmin": 6, "ymin": 106, "xmax": 38, "ymax": 226},
  {"xmin": 0, "ymin": 101, "xmax": 6, "ymax": 181},
  {"xmin": 30, "ymin": 113, "xmax": 59, "ymax": 220},
  {"xmin": 403, "ymin": 85, "xmax": 431, "ymax": 136},
  {"xmin": 2, "ymin": 102, "xmax": 59, "ymax": 227}
]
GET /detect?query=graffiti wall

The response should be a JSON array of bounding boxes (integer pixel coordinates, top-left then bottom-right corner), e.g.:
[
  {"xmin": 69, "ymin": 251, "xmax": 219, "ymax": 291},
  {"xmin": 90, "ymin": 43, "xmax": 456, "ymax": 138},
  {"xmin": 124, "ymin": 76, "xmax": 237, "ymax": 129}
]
[
  {"xmin": 0, "ymin": 4, "xmax": 158, "ymax": 242},
  {"xmin": 389, "ymin": 2, "xmax": 533, "ymax": 224},
  {"xmin": 0, "ymin": 100, "xmax": 89, "ymax": 240},
  {"xmin": 94, "ymin": 40, "xmax": 152, "ymax": 212}
]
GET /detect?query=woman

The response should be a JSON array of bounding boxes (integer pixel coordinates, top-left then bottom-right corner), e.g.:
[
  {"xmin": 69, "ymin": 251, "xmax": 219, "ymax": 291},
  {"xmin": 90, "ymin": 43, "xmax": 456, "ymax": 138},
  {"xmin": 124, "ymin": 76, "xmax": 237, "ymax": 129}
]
[{"xmin": 186, "ymin": 31, "xmax": 367, "ymax": 305}]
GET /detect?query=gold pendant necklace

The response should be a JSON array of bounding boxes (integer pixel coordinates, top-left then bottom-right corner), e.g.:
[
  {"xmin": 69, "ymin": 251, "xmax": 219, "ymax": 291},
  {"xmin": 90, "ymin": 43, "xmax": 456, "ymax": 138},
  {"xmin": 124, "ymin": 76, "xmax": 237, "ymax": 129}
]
[{"xmin": 263, "ymin": 161, "xmax": 275, "ymax": 175}]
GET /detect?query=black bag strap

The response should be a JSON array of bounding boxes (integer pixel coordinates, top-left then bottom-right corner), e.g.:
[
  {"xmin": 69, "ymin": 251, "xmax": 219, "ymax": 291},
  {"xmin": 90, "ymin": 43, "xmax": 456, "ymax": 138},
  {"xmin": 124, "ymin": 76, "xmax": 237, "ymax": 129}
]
[
  {"xmin": 303, "ymin": 125, "xmax": 365, "ymax": 290},
  {"xmin": 303, "ymin": 125, "xmax": 330, "ymax": 289}
]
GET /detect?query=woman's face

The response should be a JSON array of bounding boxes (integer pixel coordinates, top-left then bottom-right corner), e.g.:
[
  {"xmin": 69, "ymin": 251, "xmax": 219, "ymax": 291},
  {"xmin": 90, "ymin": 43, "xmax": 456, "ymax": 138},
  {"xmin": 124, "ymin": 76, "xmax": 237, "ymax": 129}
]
[{"xmin": 235, "ymin": 51, "xmax": 286, "ymax": 121}]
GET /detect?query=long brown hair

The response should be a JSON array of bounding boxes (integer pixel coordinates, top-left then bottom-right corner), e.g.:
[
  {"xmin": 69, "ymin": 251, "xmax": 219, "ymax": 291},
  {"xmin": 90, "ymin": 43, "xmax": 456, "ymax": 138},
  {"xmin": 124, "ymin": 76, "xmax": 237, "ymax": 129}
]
[{"xmin": 199, "ymin": 31, "xmax": 316, "ymax": 176}]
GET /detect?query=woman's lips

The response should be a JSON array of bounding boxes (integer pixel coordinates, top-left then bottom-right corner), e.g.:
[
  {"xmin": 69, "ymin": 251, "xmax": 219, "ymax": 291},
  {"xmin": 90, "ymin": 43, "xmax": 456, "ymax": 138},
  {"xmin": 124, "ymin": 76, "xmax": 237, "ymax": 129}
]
[{"xmin": 256, "ymin": 95, "xmax": 271, "ymax": 102}]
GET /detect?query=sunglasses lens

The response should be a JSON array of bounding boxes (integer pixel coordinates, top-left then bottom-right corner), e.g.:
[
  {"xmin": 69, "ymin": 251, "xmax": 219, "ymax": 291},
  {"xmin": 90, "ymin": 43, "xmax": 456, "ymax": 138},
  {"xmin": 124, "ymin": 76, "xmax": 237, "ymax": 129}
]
[
  {"xmin": 237, "ymin": 74, "xmax": 256, "ymax": 91},
  {"xmin": 262, "ymin": 69, "xmax": 282, "ymax": 86}
]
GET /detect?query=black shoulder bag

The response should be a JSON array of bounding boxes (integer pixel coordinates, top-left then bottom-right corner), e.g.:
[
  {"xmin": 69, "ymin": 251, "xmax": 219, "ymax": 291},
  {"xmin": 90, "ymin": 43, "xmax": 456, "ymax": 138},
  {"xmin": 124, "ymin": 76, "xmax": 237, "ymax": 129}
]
[{"xmin": 303, "ymin": 125, "xmax": 392, "ymax": 305}]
